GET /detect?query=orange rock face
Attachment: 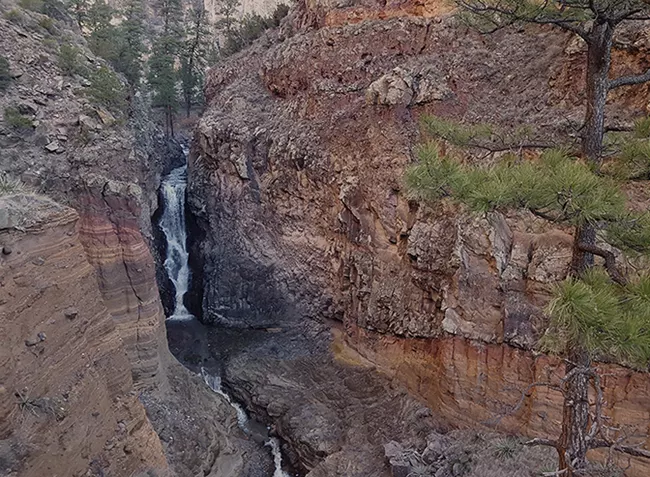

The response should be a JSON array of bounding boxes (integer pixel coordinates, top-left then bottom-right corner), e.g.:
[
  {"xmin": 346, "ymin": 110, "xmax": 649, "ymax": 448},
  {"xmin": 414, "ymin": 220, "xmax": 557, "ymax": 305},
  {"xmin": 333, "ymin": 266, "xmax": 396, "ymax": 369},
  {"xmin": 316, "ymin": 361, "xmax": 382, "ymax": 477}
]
[
  {"xmin": 308, "ymin": 0, "xmax": 454, "ymax": 27},
  {"xmin": 0, "ymin": 195, "xmax": 168, "ymax": 477},
  {"xmin": 337, "ymin": 326, "xmax": 650, "ymax": 475}
]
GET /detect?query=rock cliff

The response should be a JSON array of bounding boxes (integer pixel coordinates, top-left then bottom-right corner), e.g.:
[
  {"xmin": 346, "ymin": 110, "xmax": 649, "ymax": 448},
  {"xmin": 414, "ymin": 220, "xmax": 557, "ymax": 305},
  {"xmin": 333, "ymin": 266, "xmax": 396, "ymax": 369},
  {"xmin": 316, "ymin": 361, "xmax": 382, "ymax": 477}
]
[
  {"xmin": 0, "ymin": 4, "xmax": 256, "ymax": 476},
  {"xmin": 190, "ymin": 0, "xmax": 650, "ymax": 473},
  {"xmin": 0, "ymin": 195, "xmax": 168, "ymax": 477}
]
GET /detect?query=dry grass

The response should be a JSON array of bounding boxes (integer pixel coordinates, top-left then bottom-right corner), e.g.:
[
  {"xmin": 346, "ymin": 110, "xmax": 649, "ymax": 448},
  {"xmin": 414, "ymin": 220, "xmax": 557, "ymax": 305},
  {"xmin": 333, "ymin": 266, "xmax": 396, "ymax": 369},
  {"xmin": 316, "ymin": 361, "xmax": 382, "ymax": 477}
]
[
  {"xmin": 0, "ymin": 175, "xmax": 30, "ymax": 196},
  {"xmin": 451, "ymin": 431, "xmax": 557, "ymax": 477}
]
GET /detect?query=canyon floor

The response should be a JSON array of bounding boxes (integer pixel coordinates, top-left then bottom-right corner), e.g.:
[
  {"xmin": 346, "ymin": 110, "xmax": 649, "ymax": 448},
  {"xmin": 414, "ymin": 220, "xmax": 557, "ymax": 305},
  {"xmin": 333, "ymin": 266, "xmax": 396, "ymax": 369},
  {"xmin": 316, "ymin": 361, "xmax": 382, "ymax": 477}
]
[
  {"xmin": 166, "ymin": 316, "xmax": 559, "ymax": 477},
  {"xmin": 3, "ymin": 0, "xmax": 650, "ymax": 473}
]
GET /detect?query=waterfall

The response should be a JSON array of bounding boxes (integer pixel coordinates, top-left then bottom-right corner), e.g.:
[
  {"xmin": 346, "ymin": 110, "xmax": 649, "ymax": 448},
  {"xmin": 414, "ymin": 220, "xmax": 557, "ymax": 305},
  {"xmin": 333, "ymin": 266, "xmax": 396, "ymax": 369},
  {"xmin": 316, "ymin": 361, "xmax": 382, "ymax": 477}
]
[
  {"xmin": 159, "ymin": 149, "xmax": 290, "ymax": 476},
  {"xmin": 201, "ymin": 368, "xmax": 291, "ymax": 477},
  {"xmin": 159, "ymin": 148, "xmax": 193, "ymax": 321}
]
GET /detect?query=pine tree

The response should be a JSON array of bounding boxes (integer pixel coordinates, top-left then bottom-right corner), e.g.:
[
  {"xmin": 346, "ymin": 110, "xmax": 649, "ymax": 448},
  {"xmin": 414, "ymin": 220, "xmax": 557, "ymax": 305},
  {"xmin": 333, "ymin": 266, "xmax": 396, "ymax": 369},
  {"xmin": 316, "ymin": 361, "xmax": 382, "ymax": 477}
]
[
  {"xmin": 180, "ymin": 1, "xmax": 211, "ymax": 117},
  {"xmin": 405, "ymin": 117, "xmax": 650, "ymax": 475},
  {"xmin": 86, "ymin": 0, "xmax": 118, "ymax": 63},
  {"xmin": 448, "ymin": 3, "xmax": 650, "ymax": 473},
  {"xmin": 215, "ymin": 0, "xmax": 241, "ymax": 55},
  {"xmin": 115, "ymin": 0, "xmax": 146, "ymax": 87},
  {"xmin": 147, "ymin": 0, "xmax": 184, "ymax": 135},
  {"xmin": 148, "ymin": 39, "xmax": 177, "ymax": 136},
  {"xmin": 215, "ymin": 0, "xmax": 240, "ymax": 36}
]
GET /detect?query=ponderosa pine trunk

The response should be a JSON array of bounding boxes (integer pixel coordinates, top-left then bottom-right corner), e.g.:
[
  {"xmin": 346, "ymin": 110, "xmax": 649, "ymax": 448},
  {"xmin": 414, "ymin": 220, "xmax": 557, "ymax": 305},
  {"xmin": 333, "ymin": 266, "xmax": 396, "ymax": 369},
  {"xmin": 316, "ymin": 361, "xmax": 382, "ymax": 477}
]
[
  {"xmin": 558, "ymin": 348, "xmax": 591, "ymax": 476},
  {"xmin": 582, "ymin": 21, "xmax": 613, "ymax": 166},
  {"xmin": 560, "ymin": 25, "xmax": 614, "ymax": 476},
  {"xmin": 572, "ymin": 20, "xmax": 614, "ymax": 274},
  {"xmin": 168, "ymin": 105, "xmax": 175, "ymax": 138}
]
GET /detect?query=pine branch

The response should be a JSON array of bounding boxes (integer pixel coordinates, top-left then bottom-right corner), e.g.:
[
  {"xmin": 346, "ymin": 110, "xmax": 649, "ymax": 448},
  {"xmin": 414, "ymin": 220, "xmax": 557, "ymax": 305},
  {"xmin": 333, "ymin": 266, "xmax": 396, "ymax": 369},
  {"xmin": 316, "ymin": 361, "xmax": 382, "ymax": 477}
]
[
  {"xmin": 530, "ymin": 208, "xmax": 564, "ymax": 223},
  {"xmin": 590, "ymin": 440, "xmax": 650, "ymax": 458},
  {"xmin": 525, "ymin": 437, "xmax": 559, "ymax": 448},
  {"xmin": 609, "ymin": 69, "xmax": 650, "ymax": 90},
  {"xmin": 577, "ymin": 243, "xmax": 628, "ymax": 285}
]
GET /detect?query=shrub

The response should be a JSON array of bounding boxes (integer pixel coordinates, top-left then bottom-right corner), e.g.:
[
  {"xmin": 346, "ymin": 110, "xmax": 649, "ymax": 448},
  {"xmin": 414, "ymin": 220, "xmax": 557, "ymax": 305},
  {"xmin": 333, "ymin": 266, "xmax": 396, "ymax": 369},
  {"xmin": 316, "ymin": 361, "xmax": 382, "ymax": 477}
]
[
  {"xmin": 0, "ymin": 175, "xmax": 29, "ymax": 196},
  {"xmin": 86, "ymin": 66, "xmax": 127, "ymax": 113},
  {"xmin": 4, "ymin": 9, "xmax": 24, "ymax": 24},
  {"xmin": 3, "ymin": 106, "xmax": 33, "ymax": 130},
  {"xmin": 42, "ymin": 37, "xmax": 58, "ymax": 50},
  {"xmin": 58, "ymin": 44, "xmax": 82, "ymax": 75},
  {"xmin": 39, "ymin": 15, "xmax": 55, "ymax": 33},
  {"xmin": 493, "ymin": 438, "xmax": 520, "ymax": 460},
  {"xmin": 0, "ymin": 56, "xmax": 12, "ymax": 92},
  {"xmin": 18, "ymin": 0, "xmax": 44, "ymax": 12}
]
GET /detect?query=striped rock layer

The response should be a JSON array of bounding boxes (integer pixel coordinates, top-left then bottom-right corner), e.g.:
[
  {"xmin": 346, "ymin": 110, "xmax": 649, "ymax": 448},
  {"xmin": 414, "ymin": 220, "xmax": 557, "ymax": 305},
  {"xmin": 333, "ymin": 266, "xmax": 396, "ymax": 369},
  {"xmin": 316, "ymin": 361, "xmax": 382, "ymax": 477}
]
[
  {"xmin": 0, "ymin": 195, "xmax": 169, "ymax": 477},
  {"xmin": 76, "ymin": 180, "xmax": 169, "ymax": 390}
]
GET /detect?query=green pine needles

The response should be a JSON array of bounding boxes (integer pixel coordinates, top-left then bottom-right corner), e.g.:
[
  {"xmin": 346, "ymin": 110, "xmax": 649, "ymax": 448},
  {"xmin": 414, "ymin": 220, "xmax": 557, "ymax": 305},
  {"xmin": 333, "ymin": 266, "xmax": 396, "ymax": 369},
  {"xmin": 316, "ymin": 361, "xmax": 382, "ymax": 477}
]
[
  {"xmin": 543, "ymin": 271, "xmax": 650, "ymax": 369},
  {"xmin": 405, "ymin": 143, "xmax": 625, "ymax": 226},
  {"xmin": 405, "ymin": 115, "xmax": 650, "ymax": 368}
]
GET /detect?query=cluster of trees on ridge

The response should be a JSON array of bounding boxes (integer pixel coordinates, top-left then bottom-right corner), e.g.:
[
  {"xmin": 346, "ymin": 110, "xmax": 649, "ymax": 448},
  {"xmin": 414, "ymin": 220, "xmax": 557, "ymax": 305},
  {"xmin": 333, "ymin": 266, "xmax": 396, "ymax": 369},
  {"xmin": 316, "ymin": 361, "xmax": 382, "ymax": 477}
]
[
  {"xmin": 63, "ymin": 0, "xmax": 289, "ymax": 134},
  {"xmin": 406, "ymin": 1, "xmax": 650, "ymax": 476}
]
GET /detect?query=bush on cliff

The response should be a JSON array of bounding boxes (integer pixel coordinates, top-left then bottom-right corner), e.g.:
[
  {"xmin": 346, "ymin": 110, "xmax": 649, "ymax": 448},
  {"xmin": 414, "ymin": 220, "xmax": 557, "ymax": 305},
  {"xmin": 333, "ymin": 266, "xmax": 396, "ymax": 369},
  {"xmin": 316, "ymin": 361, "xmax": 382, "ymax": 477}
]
[
  {"xmin": 0, "ymin": 56, "xmax": 12, "ymax": 92},
  {"xmin": 58, "ymin": 44, "xmax": 83, "ymax": 76},
  {"xmin": 86, "ymin": 66, "xmax": 127, "ymax": 114},
  {"xmin": 3, "ymin": 106, "xmax": 34, "ymax": 130},
  {"xmin": 221, "ymin": 3, "xmax": 290, "ymax": 56}
]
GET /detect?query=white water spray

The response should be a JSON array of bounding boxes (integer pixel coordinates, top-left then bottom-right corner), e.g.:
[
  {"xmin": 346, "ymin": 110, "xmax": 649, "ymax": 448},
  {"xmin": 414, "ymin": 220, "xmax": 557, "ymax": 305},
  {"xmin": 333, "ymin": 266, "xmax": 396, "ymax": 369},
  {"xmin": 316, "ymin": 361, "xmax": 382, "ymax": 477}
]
[
  {"xmin": 201, "ymin": 368, "xmax": 290, "ymax": 477},
  {"xmin": 159, "ymin": 149, "xmax": 193, "ymax": 321}
]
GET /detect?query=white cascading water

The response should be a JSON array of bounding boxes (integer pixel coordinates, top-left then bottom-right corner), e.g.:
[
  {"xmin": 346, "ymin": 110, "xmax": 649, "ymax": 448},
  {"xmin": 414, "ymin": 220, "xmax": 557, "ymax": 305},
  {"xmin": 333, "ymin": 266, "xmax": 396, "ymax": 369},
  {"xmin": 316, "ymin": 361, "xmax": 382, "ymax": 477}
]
[
  {"xmin": 201, "ymin": 368, "xmax": 290, "ymax": 477},
  {"xmin": 160, "ymin": 149, "xmax": 290, "ymax": 476},
  {"xmin": 159, "ymin": 150, "xmax": 193, "ymax": 321}
]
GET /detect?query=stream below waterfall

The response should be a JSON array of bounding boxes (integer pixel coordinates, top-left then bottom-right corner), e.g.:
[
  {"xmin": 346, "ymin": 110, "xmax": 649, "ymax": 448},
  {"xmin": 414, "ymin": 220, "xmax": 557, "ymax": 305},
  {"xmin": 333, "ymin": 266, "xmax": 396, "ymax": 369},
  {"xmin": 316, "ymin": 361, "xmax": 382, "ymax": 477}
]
[{"xmin": 158, "ymin": 147, "xmax": 290, "ymax": 477}]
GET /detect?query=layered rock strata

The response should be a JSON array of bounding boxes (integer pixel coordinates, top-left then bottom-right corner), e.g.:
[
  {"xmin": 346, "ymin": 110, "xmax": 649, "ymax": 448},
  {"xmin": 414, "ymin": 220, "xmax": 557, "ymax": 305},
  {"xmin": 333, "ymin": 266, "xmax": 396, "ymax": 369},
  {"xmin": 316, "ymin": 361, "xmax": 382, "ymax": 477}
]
[
  {"xmin": 0, "ymin": 195, "xmax": 168, "ymax": 477},
  {"xmin": 76, "ymin": 179, "xmax": 169, "ymax": 389}
]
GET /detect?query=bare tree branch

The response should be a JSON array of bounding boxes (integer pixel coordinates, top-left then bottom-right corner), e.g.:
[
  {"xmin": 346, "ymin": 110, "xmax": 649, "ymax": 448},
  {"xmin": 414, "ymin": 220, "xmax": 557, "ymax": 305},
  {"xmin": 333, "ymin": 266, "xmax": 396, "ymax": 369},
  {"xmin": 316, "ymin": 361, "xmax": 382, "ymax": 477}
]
[
  {"xmin": 609, "ymin": 68, "xmax": 650, "ymax": 90},
  {"xmin": 591, "ymin": 440, "xmax": 650, "ymax": 458},
  {"xmin": 525, "ymin": 437, "xmax": 560, "ymax": 448},
  {"xmin": 577, "ymin": 242, "xmax": 628, "ymax": 285}
]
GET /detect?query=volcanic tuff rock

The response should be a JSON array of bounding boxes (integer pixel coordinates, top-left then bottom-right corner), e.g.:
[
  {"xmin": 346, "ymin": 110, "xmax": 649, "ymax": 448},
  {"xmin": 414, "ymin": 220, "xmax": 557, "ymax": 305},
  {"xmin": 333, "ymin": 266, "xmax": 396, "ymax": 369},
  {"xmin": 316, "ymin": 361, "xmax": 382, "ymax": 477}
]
[{"xmin": 190, "ymin": 0, "xmax": 650, "ymax": 473}]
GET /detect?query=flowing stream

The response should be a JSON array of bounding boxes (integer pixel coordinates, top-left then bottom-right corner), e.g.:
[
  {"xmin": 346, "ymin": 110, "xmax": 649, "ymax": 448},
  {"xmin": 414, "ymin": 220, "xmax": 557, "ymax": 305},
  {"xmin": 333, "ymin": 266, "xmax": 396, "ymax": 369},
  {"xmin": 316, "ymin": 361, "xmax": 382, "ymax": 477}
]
[
  {"xmin": 158, "ymin": 147, "xmax": 290, "ymax": 477},
  {"xmin": 201, "ymin": 369, "xmax": 290, "ymax": 477}
]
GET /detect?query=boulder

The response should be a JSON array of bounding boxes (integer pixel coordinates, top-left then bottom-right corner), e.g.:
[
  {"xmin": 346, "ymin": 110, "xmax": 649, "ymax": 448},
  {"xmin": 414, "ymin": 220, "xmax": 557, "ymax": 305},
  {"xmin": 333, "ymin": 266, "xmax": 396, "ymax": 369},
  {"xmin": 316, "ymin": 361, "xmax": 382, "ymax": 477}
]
[{"xmin": 366, "ymin": 67, "xmax": 414, "ymax": 106}]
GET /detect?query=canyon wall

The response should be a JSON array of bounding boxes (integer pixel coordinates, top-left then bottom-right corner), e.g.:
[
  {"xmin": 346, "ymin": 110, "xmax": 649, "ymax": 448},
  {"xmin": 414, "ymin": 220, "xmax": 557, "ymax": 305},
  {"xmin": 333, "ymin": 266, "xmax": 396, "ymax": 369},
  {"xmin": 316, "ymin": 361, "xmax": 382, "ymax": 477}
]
[
  {"xmin": 190, "ymin": 0, "xmax": 650, "ymax": 472},
  {"xmin": 0, "ymin": 195, "xmax": 169, "ymax": 477},
  {"xmin": 0, "ymin": 8, "xmax": 175, "ymax": 389},
  {"xmin": 0, "ymin": 5, "xmax": 255, "ymax": 476}
]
